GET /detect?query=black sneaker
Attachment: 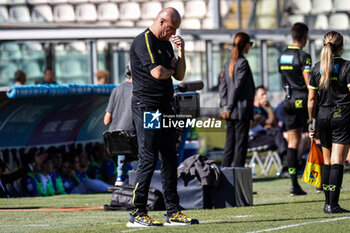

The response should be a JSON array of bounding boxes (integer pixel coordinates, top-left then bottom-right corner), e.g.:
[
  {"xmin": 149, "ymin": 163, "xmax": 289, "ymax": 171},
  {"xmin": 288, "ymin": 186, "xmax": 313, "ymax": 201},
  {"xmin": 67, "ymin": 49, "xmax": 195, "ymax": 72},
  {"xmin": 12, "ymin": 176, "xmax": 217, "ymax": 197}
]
[
  {"xmin": 126, "ymin": 213, "xmax": 163, "ymax": 228},
  {"xmin": 164, "ymin": 211, "xmax": 199, "ymax": 226},
  {"xmin": 323, "ymin": 204, "xmax": 330, "ymax": 214},
  {"xmin": 330, "ymin": 206, "xmax": 350, "ymax": 214},
  {"xmin": 290, "ymin": 186, "xmax": 307, "ymax": 196}
]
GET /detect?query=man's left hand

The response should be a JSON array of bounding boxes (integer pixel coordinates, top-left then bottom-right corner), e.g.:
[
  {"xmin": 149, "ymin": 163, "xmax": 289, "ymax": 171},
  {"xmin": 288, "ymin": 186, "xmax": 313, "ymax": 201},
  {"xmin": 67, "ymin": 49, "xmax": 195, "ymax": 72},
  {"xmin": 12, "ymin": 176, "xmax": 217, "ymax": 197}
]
[{"xmin": 171, "ymin": 35, "xmax": 185, "ymax": 51}]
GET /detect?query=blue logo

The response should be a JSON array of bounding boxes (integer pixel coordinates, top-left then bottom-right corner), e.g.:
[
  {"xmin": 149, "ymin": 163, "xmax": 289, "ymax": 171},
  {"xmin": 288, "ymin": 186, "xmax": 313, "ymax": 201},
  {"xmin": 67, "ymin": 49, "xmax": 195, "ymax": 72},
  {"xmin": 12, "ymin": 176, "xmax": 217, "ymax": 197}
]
[
  {"xmin": 143, "ymin": 110, "xmax": 161, "ymax": 129},
  {"xmin": 280, "ymin": 55, "xmax": 294, "ymax": 64}
]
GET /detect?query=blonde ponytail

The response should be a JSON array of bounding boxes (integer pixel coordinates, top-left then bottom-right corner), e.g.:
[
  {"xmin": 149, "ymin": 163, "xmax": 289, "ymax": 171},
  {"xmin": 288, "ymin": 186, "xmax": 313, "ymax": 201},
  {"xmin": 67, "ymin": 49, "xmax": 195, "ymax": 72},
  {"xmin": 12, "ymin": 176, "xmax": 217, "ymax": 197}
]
[
  {"xmin": 320, "ymin": 43, "xmax": 333, "ymax": 89},
  {"xmin": 319, "ymin": 31, "xmax": 344, "ymax": 89}
]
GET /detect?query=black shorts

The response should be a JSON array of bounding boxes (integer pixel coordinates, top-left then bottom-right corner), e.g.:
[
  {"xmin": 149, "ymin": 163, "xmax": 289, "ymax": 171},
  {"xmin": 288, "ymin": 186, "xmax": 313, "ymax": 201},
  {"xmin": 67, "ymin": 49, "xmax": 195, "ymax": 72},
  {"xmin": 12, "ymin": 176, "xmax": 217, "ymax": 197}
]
[
  {"xmin": 317, "ymin": 105, "xmax": 350, "ymax": 148},
  {"xmin": 283, "ymin": 95, "xmax": 308, "ymax": 131}
]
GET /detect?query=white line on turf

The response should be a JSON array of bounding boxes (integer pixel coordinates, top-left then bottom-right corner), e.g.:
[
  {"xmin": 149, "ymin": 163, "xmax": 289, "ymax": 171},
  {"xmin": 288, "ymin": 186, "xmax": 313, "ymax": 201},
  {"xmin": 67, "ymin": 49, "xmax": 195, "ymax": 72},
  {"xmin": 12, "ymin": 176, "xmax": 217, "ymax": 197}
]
[
  {"xmin": 0, "ymin": 224, "xmax": 49, "ymax": 227},
  {"xmin": 247, "ymin": 215, "xmax": 350, "ymax": 233},
  {"xmin": 120, "ymin": 215, "xmax": 252, "ymax": 232}
]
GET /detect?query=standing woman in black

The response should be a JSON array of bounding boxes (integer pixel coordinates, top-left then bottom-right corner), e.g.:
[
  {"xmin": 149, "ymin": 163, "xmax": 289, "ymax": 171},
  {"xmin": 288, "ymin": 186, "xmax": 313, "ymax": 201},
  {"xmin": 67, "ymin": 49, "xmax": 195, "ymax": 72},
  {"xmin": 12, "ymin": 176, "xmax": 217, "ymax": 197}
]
[
  {"xmin": 219, "ymin": 32, "xmax": 255, "ymax": 167},
  {"xmin": 308, "ymin": 31, "xmax": 350, "ymax": 213}
]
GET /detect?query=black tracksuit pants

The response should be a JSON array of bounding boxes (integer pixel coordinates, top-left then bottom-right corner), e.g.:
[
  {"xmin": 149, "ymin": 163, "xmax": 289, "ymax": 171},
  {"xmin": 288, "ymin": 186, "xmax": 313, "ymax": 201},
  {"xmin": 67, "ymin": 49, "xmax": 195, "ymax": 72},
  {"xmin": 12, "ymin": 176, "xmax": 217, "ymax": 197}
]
[
  {"xmin": 131, "ymin": 97, "xmax": 180, "ymax": 217},
  {"xmin": 222, "ymin": 119, "xmax": 250, "ymax": 167}
]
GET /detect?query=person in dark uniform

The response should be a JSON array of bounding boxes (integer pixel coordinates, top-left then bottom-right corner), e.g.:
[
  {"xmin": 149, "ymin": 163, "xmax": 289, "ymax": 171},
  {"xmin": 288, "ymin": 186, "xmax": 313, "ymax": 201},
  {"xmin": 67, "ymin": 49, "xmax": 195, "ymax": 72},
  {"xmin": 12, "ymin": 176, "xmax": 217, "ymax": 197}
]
[
  {"xmin": 278, "ymin": 22, "xmax": 311, "ymax": 195},
  {"xmin": 219, "ymin": 32, "xmax": 255, "ymax": 167},
  {"xmin": 128, "ymin": 7, "xmax": 198, "ymax": 227},
  {"xmin": 308, "ymin": 31, "xmax": 350, "ymax": 214}
]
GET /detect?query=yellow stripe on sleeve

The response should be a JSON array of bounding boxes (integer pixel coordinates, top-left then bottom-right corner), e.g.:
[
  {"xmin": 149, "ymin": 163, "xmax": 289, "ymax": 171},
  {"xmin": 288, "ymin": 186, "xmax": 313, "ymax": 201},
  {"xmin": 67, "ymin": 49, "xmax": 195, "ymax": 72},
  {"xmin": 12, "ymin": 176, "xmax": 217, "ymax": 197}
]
[
  {"xmin": 308, "ymin": 85, "xmax": 318, "ymax": 90},
  {"xmin": 145, "ymin": 31, "xmax": 154, "ymax": 64}
]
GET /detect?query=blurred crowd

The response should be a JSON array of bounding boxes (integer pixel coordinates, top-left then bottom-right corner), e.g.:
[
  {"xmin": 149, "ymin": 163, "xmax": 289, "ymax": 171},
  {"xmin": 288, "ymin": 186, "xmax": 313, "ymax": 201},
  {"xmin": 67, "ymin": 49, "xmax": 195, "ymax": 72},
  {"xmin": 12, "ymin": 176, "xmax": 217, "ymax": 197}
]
[{"xmin": 0, "ymin": 143, "xmax": 123, "ymax": 198}]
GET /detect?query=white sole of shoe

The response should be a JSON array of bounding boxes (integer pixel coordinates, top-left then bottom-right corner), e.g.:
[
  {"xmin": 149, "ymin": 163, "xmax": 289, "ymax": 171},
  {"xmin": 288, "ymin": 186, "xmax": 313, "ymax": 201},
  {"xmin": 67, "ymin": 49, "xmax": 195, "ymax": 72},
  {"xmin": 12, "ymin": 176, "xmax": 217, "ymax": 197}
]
[
  {"xmin": 164, "ymin": 222, "xmax": 190, "ymax": 226},
  {"xmin": 126, "ymin": 222, "xmax": 148, "ymax": 228}
]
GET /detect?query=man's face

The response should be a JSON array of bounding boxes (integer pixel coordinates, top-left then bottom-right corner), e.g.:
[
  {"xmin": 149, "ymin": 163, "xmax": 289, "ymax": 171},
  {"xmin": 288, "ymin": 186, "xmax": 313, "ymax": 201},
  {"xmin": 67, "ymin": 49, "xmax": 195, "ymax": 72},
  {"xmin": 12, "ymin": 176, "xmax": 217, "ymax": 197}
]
[
  {"xmin": 255, "ymin": 88, "xmax": 268, "ymax": 105},
  {"xmin": 160, "ymin": 18, "xmax": 179, "ymax": 41},
  {"xmin": 44, "ymin": 70, "xmax": 54, "ymax": 83}
]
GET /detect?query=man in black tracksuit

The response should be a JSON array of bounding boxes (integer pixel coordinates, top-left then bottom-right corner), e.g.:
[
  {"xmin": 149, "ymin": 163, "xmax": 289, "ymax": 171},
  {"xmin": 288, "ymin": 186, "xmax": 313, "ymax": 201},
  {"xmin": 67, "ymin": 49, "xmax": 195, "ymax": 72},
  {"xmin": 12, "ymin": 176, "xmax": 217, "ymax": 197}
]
[
  {"xmin": 127, "ymin": 8, "xmax": 197, "ymax": 228},
  {"xmin": 278, "ymin": 22, "xmax": 311, "ymax": 195}
]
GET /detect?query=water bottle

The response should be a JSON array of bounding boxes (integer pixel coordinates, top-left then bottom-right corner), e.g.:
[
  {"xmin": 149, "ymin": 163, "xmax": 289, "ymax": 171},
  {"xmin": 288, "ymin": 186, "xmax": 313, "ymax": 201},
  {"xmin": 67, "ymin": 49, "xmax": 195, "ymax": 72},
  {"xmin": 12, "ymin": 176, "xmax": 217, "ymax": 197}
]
[
  {"xmin": 285, "ymin": 83, "xmax": 291, "ymax": 99},
  {"xmin": 252, "ymin": 162, "xmax": 257, "ymax": 177}
]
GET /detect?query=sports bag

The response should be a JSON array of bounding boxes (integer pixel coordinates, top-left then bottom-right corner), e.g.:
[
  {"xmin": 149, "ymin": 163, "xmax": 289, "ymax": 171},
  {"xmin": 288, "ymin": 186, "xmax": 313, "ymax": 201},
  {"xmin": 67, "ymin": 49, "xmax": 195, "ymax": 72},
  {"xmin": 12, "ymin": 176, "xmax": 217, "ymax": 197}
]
[{"xmin": 104, "ymin": 184, "xmax": 165, "ymax": 211}]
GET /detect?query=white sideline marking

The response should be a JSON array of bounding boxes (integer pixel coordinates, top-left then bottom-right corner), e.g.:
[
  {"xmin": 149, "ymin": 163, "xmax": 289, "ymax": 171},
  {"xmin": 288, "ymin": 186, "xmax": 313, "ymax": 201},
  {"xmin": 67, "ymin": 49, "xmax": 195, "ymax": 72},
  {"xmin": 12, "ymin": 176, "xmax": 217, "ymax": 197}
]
[
  {"xmin": 121, "ymin": 215, "xmax": 251, "ymax": 232},
  {"xmin": 247, "ymin": 215, "xmax": 350, "ymax": 233},
  {"xmin": 0, "ymin": 224, "xmax": 49, "ymax": 227}
]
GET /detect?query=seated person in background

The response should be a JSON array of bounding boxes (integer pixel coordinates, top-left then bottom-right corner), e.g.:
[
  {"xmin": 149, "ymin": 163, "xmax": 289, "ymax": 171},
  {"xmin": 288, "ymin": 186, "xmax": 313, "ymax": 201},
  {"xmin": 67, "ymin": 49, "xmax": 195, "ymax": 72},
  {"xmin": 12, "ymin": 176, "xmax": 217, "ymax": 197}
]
[
  {"xmin": 60, "ymin": 157, "xmax": 112, "ymax": 194},
  {"xmin": 38, "ymin": 68, "xmax": 57, "ymax": 84},
  {"xmin": 38, "ymin": 157, "xmax": 55, "ymax": 196},
  {"xmin": 14, "ymin": 70, "xmax": 26, "ymax": 86},
  {"xmin": 71, "ymin": 152, "xmax": 89, "ymax": 183},
  {"xmin": 76, "ymin": 147, "xmax": 89, "ymax": 173},
  {"xmin": 21, "ymin": 149, "xmax": 48, "ymax": 197},
  {"xmin": 47, "ymin": 147, "xmax": 66, "ymax": 195},
  {"xmin": 87, "ymin": 143, "xmax": 117, "ymax": 185},
  {"xmin": 104, "ymin": 64, "xmax": 134, "ymax": 186},
  {"xmin": 96, "ymin": 70, "xmax": 110, "ymax": 84},
  {"xmin": 0, "ymin": 156, "xmax": 33, "ymax": 198},
  {"xmin": 248, "ymin": 86, "xmax": 288, "ymax": 175}
]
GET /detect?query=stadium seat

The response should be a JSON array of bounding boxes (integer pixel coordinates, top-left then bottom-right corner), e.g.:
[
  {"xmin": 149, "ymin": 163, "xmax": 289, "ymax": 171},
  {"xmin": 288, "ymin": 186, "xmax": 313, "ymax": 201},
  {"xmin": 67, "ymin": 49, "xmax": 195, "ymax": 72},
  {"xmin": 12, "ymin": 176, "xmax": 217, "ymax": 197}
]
[
  {"xmin": 206, "ymin": 0, "xmax": 229, "ymax": 17},
  {"xmin": 181, "ymin": 18, "xmax": 201, "ymax": 29},
  {"xmin": 59, "ymin": 59, "xmax": 83, "ymax": 77},
  {"xmin": 334, "ymin": 0, "xmax": 350, "ymax": 11},
  {"xmin": 140, "ymin": 2, "xmax": 162, "ymax": 20},
  {"xmin": 21, "ymin": 61, "xmax": 42, "ymax": 79},
  {"xmin": 0, "ymin": 62, "xmax": 17, "ymax": 83},
  {"xmin": 256, "ymin": 0, "xmax": 277, "ymax": 16},
  {"xmin": 257, "ymin": 15, "xmax": 277, "ymax": 29},
  {"xmin": 184, "ymin": 0, "xmax": 207, "ymax": 19},
  {"xmin": 76, "ymin": 3, "xmax": 97, "ymax": 22},
  {"xmin": 287, "ymin": 14, "xmax": 305, "ymax": 26},
  {"xmin": 0, "ymin": 6, "xmax": 8, "ymax": 22},
  {"xmin": 68, "ymin": 0, "xmax": 88, "ymax": 4},
  {"xmin": 32, "ymin": 5, "xmax": 53, "ymax": 23},
  {"xmin": 311, "ymin": 0, "xmax": 332, "ymax": 15},
  {"xmin": 0, "ymin": 42, "xmax": 22, "ymax": 60},
  {"xmin": 135, "ymin": 20, "xmax": 153, "ymax": 28},
  {"xmin": 201, "ymin": 17, "xmax": 214, "ymax": 29},
  {"xmin": 48, "ymin": 0, "xmax": 68, "ymax": 4},
  {"xmin": 163, "ymin": 1, "xmax": 185, "ymax": 17},
  {"xmin": 21, "ymin": 42, "xmax": 44, "ymax": 59},
  {"xmin": 329, "ymin": 13, "xmax": 349, "ymax": 30},
  {"xmin": 119, "ymin": 2, "xmax": 140, "ymax": 21},
  {"xmin": 53, "ymin": 4, "xmax": 75, "ymax": 22},
  {"xmin": 27, "ymin": 0, "xmax": 48, "ymax": 5},
  {"xmin": 97, "ymin": 2, "xmax": 118, "ymax": 22},
  {"xmin": 7, "ymin": 0, "xmax": 26, "ymax": 5},
  {"xmin": 291, "ymin": 0, "xmax": 311, "ymax": 14},
  {"xmin": 114, "ymin": 20, "xmax": 134, "ymax": 27},
  {"xmin": 89, "ymin": 0, "xmax": 106, "ymax": 4},
  {"xmin": 9, "ymin": 6, "xmax": 31, "ymax": 22},
  {"xmin": 313, "ymin": 14, "xmax": 329, "ymax": 29}
]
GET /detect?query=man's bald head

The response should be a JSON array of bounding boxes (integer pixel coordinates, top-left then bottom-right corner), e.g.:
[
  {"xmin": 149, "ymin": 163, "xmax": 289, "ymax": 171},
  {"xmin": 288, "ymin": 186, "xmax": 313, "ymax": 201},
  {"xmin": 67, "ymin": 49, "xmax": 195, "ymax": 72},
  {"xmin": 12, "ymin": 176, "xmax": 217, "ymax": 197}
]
[
  {"xmin": 150, "ymin": 7, "xmax": 181, "ymax": 41},
  {"xmin": 156, "ymin": 7, "xmax": 181, "ymax": 26}
]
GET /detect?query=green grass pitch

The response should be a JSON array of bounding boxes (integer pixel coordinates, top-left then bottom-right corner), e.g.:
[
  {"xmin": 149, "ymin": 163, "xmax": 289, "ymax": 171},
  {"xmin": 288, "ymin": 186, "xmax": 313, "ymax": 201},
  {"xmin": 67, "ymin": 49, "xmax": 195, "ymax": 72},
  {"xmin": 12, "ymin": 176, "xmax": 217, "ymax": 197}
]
[{"xmin": 0, "ymin": 170, "xmax": 349, "ymax": 233}]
